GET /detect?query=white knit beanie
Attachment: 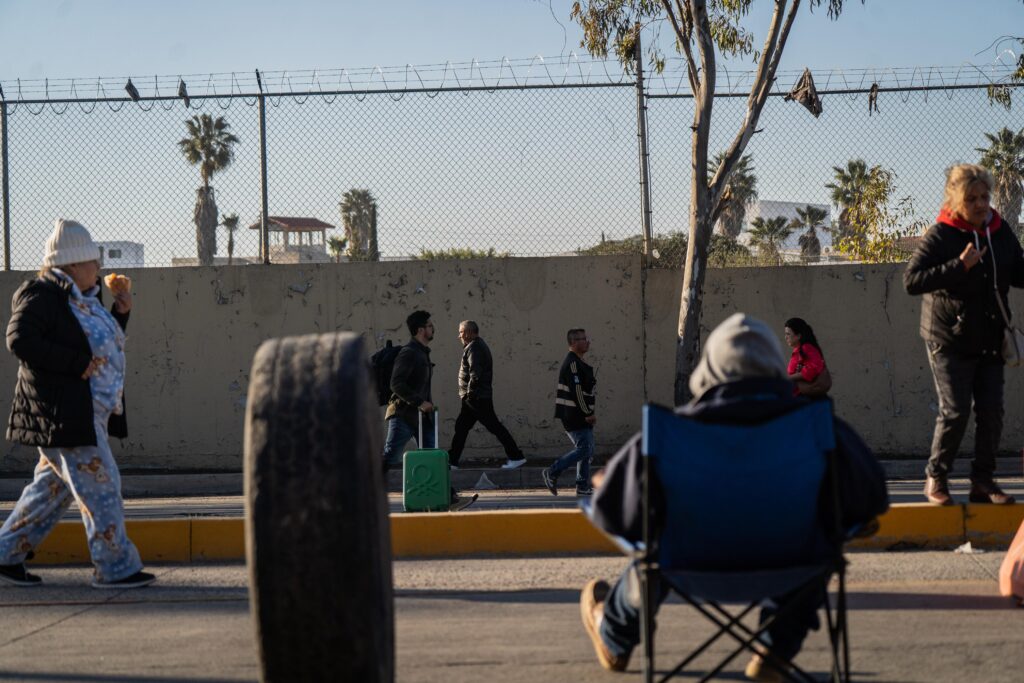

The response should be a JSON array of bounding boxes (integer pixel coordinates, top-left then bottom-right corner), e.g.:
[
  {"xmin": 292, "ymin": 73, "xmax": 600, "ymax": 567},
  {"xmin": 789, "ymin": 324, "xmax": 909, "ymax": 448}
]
[
  {"xmin": 43, "ymin": 219, "xmax": 102, "ymax": 267},
  {"xmin": 688, "ymin": 312, "xmax": 787, "ymax": 400}
]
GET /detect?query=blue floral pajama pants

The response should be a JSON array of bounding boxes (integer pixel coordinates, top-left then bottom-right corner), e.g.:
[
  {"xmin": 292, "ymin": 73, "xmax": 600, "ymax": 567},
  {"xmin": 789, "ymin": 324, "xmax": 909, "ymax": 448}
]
[{"xmin": 0, "ymin": 406, "xmax": 142, "ymax": 582}]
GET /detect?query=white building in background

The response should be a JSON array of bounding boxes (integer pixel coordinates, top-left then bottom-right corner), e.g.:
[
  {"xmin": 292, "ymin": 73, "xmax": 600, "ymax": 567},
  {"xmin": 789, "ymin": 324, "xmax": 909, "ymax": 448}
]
[
  {"xmin": 742, "ymin": 200, "xmax": 835, "ymax": 262},
  {"xmin": 98, "ymin": 241, "xmax": 144, "ymax": 268}
]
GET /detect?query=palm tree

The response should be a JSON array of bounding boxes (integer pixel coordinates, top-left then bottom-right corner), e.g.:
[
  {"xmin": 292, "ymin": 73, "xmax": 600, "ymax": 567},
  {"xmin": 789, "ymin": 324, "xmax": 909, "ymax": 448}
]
[
  {"xmin": 339, "ymin": 189, "xmax": 379, "ymax": 261},
  {"xmin": 220, "ymin": 213, "xmax": 239, "ymax": 266},
  {"xmin": 748, "ymin": 216, "xmax": 792, "ymax": 265},
  {"xmin": 789, "ymin": 205, "xmax": 829, "ymax": 263},
  {"xmin": 825, "ymin": 159, "xmax": 872, "ymax": 243},
  {"xmin": 327, "ymin": 236, "xmax": 348, "ymax": 264},
  {"xmin": 713, "ymin": 152, "xmax": 757, "ymax": 238},
  {"xmin": 977, "ymin": 127, "xmax": 1024, "ymax": 234},
  {"xmin": 178, "ymin": 115, "xmax": 239, "ymax": 266}
]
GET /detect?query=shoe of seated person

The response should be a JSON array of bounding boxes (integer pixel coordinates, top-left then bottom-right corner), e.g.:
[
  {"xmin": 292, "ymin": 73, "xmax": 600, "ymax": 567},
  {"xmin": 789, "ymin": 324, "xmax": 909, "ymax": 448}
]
[
  {"xmin": 91, "ymin": 570, "xmax": 156, "ymax": 590},
  {"xmin": 744, "ymin": 653, "xmax": 786, "ymax": 682},
  {"xmin": 580, "ymin": 578, "xmax": 629, "ymax": 672},
  {"xmin": 0, "ymin": 563, "xmax": 42, "ymax": 586}
]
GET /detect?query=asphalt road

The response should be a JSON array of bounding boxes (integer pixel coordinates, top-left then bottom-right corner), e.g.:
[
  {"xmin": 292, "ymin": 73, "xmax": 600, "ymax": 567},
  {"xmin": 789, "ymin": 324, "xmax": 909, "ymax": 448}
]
[{"xmin": 0, "ymin": 551, "xmax": 1020, "ymax": 682}]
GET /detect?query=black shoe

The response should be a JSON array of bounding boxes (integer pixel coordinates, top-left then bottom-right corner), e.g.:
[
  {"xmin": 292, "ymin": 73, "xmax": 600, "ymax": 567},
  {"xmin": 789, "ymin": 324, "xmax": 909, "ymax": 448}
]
[
  {"xmin": 576, "ymin": 487, "xmax": 594, "ymax": 497},
  {"xmin": 92, "ymin": 570, "xmax": 156, "ymax": 590},
  {"xmin": 0, "ymin": 563, "xmax": 42, "ymax": 587},
  {"xmin": 542, "ymin": 468, "xmax": 558, "ymax": 496},
  {"xmin": 450, "ymin": 493, "xmax": 479, "ymax": 512}
]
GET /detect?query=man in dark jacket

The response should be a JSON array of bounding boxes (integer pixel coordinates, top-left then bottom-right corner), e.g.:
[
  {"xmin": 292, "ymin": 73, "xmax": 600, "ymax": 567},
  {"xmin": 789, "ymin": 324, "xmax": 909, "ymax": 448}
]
[
  {"xmin": 579, "ymin": 313, "xmax": 888, "ymax": 678},
  {"xmin": 542, "ymin": 328, "xmax": 597, "ymax": 496},
  {"xmin": 382, "ymin": 310, "xmax": 475, "ymax": 510},
  {"xmin": 904, "ymin": 163, "xmax": 1024, "ymax": 505},
  {"xmin": 382, "ymin": 310, "xmax": 436, "ymax": 469},
  {"xmin": 448, "ymin": 321, "xmax": 527, "ymax": 469}
]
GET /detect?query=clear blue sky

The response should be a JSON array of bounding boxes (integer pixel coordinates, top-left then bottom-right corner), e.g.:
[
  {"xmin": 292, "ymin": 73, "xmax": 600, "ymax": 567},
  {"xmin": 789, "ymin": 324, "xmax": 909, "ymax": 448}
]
[{"xmin": 1, "ymin": 0, "xmax": 1022, "ymax": 80}]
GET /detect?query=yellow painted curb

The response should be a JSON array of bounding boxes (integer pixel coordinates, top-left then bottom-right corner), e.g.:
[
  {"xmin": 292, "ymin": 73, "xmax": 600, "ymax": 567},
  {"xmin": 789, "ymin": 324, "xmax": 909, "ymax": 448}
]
[
  {"xmin": 192, "ymin": 518, "xmax": 246, "ymax": 561},
  {"xmin": 22, "ymin": 503, "xmax": 1024, "ymax": 565},
  {"xmin": 29, "ymin": 518, "xmax": 240, "ymax": 566},
  {"xmin": 391, "ymin": 509, "xmax": 618, "ymax": 557},
  {"xmin": 848, "ymin": 503, "xmax": 964, "ymax": 550},
  {"xmin": 965, "ymin": 504, "xmax": 1024, "ymax": 548}
]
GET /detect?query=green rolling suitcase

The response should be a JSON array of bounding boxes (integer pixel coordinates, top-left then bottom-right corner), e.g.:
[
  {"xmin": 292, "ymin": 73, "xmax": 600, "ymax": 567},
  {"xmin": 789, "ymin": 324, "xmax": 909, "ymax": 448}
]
[{"xmin": 402, "ymin": 409, "xmax": 451, "ymax": 512}]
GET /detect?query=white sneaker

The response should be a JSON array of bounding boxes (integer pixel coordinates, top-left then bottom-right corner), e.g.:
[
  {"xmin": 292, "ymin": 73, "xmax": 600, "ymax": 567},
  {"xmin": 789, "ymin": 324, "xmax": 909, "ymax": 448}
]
[
  {"xmin": 501, "ymin": 458, "xmax": 527, "ymax": 470},
  {"xmin": 449, "ymin": 465, "xmax": 460, "ymax": 470}
]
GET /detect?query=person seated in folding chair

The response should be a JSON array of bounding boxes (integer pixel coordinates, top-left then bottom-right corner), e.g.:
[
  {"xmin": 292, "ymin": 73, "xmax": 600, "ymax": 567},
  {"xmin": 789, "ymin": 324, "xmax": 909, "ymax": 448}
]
[{"xmin": 579, "ymin": 313, "xmax": 888, "ymax": 682}]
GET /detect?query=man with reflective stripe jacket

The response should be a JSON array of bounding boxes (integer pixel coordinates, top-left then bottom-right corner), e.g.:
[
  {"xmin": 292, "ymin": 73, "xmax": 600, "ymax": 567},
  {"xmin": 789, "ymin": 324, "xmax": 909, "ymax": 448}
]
[{"xmin": 543, "ymin": 328, "xmax": 597, "ymax": 496}]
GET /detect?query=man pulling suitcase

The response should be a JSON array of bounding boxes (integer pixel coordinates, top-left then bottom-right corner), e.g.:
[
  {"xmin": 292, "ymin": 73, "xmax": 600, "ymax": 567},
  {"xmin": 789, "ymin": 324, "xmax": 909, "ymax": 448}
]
[{"xmin": 382, "ymin": 310, "xmax": 476, "ymax": 511}]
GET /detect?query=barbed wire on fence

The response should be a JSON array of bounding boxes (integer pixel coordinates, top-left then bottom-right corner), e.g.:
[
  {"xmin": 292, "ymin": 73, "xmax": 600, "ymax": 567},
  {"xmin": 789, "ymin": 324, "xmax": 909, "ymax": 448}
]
[
  {"xmin": 4, "ymin": 56, "xmax": 1021, "ymax": 105},
  {"xmin": 0, "ymin": 57, "xmax": 1021, "ymax": 271}
]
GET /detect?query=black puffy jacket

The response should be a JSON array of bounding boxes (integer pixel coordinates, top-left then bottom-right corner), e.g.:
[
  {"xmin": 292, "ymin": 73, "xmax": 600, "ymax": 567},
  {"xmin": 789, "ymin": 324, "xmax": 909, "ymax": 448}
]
[
  {"xmin": 904, "ymin": 217, "xmax": 1024, "ymax": 355},
  {"xmin": 6, "ymin": 272, "xmax": 129, "ymax": 447}
]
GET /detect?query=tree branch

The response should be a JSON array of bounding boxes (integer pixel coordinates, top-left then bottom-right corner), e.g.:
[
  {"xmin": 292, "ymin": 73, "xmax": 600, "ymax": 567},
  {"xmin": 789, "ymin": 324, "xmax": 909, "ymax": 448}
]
[
  {"xmin": 660, "ymin": 0, "xmax": 699, "ymax": 93},
  {"xmin": 708, "ymin": 0, "xmax": 800, "ymax": 208},
  {"xmin": 692, "ymin": 0, "xmax": 716, "ymax": 209}
]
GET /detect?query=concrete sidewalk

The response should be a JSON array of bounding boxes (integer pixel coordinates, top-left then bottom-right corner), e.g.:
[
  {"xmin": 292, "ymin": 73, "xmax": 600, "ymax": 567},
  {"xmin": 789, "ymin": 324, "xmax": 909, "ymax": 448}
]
[
  {"xmin": 1, "ymin": 456, "xmax": 1021, "ymax": 500},
  {"xmin": 0, "ymin": 553, "xmax": 1020, "ymax": 682}
]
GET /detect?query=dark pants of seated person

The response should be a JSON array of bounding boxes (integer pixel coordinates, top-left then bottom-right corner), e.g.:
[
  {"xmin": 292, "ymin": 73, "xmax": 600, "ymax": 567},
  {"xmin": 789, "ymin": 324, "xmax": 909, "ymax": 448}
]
[{"xmin": 599, "ymin": 563, "xmax": 823, "ymax": 662}]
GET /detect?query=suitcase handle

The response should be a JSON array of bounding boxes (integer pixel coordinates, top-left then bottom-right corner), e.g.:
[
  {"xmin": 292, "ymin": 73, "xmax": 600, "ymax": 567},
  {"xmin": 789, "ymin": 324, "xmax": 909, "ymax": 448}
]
[{"xmin": 417, "ymin": 407, "xmax": 438, "ymax": 448}]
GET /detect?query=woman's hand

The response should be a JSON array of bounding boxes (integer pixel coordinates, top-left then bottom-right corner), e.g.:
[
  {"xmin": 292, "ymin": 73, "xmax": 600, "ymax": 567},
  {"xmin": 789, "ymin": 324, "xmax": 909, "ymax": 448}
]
[
  {"xmin": 81, "ymin": 356, "xmax": 107, "ymax": 379},
  {"xmin": 113, "ymin": 290, "xmax": 132, "ymax": 314},
  {"xmin": 959, "ymin": 243, "xmax": 987, "ymax": 271}
]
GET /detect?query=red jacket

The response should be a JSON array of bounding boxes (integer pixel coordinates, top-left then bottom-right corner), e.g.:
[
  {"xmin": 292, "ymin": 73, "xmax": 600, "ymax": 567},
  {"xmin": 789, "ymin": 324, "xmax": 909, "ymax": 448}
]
[{"xmin": 788, "ymin": 343, "xmax": 825, "ymax": 383}]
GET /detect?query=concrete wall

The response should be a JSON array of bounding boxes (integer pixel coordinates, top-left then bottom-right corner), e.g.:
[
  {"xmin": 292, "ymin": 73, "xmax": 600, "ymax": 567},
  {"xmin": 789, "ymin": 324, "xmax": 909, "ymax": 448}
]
[{"xmin": 0, "ymin": 257, "xmax": 1020, "ymax": 472}]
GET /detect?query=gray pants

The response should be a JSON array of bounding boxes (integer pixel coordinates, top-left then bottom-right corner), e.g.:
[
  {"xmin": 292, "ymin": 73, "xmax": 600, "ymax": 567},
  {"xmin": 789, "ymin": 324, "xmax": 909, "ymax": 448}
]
[{"xmin": 925, "ymin": 342, "xmax": 1004, "ymax": 482}]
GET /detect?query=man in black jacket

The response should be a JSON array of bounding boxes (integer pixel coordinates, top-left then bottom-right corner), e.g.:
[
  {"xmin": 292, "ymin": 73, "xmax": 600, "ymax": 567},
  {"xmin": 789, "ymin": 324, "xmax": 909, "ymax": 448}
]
[
  {"xmin": 579, "ymin": 313, "xmax": 888, "ymax": 678},
  {"xmin": 382, "ymin": 310, "xmax": 475, "ymax": 510},
  {"xmin": 543, "ymin": 328, "xmax": 597, "ymax": 496},
  {"xmin": 448, "ymin": 321, "xmax": 527, "ymax": 469},
  {"xmin": 382, "ymin": 310, "xmax": 436, "ymax": 469},
  {"xmin": 904, "ymin": 163, "xmax": 1024, "ymax": 505}
]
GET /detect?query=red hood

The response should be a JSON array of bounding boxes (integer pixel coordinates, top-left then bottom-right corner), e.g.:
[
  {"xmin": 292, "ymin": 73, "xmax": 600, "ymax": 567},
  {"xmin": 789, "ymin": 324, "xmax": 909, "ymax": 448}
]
[{"xmin": 937, "ymin": 207, "xmax": 1003, "ymax": 234}]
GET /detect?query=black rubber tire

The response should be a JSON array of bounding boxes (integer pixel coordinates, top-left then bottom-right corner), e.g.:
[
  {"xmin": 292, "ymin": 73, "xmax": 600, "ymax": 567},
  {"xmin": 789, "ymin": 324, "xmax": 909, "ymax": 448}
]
[{"xmin": 245, "ymin": 332, "xmax": 393, "ymax": 683}]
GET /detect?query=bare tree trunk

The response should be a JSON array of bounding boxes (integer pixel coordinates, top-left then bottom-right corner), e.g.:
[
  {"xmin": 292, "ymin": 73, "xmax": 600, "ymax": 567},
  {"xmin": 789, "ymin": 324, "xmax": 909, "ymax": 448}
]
[
  {"xmin": 672, "ymin": 0, "xmax": 801, "ymax": 405},
  {"xmin": 194, "ymin": 187, "xmax": 218, "ymax": 266},
  {"xmin": 673, "ymin": 0, "xmax": 715, "ymax": 406},
  {"xmin": 228, "ymin": 231, "xmax": 235, "ymax": 266}
]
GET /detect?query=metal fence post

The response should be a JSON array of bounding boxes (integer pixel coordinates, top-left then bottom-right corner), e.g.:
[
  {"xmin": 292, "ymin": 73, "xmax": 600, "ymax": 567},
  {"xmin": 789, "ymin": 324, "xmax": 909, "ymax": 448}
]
[
  {"xmin": 256, "ymin": 70, "xmax": 271, "ymax": 265},
  {"xmin": 1, "ymin": 101, "xmax": 11, "ymax": 271},
  {"xmin": 634, "ymin": 25, "xmax": 654, "ymax": 269}
]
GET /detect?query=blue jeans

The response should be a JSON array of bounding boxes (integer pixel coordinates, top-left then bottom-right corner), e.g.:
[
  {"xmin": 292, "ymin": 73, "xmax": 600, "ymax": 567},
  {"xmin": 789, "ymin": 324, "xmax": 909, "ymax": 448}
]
[
  {"xmin": 382, "ymin": 416, "xmax": 435, "ymax": 470},
  {"xmin": 599, "ymin": 563, "xmax": 822, "ymax": 662},
  {"xmin": 549, "ymin": 427, "xmax": 594, "ymax": 488}
]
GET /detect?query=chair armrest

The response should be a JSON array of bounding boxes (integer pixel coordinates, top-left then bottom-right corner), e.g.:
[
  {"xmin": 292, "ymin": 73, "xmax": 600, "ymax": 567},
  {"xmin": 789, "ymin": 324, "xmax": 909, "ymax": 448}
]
[{"xmin": 579, "ymin": 498, "xmax": 647, "ymax": 557}]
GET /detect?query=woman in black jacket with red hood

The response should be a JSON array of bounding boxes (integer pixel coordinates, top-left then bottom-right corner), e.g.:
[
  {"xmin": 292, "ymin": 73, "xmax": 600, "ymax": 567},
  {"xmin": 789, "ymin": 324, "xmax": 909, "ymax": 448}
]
[{"xmin": 905, "ymin": 164, "xmax": 1024, "ymax": 506}]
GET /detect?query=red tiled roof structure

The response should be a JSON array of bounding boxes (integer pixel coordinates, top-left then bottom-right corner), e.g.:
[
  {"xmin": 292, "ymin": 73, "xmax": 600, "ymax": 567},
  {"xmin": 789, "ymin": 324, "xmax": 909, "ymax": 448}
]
[{"xmin": 247, "ymin": 216, "xmax": 335, "ymax": 232}]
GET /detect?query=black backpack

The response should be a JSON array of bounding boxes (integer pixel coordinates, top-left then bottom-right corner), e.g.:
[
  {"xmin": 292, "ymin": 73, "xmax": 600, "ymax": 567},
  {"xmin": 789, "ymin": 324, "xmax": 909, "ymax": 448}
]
[{"xmin": 370, "ymin": 340, "xmax": 403, "ymax": 406}]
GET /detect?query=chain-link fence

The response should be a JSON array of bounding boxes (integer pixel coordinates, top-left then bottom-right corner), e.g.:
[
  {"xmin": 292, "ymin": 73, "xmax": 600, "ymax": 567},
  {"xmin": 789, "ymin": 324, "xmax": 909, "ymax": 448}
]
[{"xmin": 0, "ymin": 58, "xmax": 1020, "ymax": 270}]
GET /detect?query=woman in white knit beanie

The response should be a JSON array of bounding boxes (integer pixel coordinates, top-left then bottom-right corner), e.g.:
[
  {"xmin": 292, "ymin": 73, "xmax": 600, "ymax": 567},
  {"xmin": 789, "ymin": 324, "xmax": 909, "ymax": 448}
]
[{"xmin": 0, "ymin": 219, "xmax": 155, "ymax": 588}]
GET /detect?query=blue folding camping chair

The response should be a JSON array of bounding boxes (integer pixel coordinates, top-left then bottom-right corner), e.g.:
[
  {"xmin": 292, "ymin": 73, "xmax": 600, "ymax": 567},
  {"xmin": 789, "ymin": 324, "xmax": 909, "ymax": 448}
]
[{"xmin": 588, "ymin": 401, "xmax": 850, "ymax": 683}]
